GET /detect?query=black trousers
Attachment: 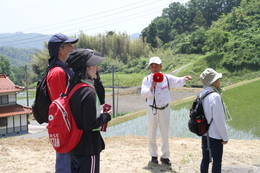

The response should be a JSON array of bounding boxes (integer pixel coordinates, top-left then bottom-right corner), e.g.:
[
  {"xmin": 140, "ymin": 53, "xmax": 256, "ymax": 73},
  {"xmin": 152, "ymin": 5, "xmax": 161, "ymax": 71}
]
[{"xmin": 71, "ymin": 154, "xmax": 100, "ymax": 173}]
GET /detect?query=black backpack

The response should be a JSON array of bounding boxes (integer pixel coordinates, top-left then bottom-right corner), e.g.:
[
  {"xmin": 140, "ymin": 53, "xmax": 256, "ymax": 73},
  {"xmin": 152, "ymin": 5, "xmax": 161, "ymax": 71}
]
[
  {"xmin": 32, "ymin": 66, "xmax": 67, "ymax": 124},
  {"xmin": 188, "ymin": 90, "xmax": 215, "ymax": 136}
]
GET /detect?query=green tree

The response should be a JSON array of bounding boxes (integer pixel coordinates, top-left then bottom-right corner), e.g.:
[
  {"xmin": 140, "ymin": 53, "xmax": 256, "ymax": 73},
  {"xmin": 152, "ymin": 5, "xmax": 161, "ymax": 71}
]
[
  {"xmin": 172, "ymin": 18, "xmax": 184, "ymax": 34},
  {"xmin": 190, "ymin": 27, "xmax": 207, "ymax": 53},
  {"xmin": 0, "ymin": 55, "xmax": 16, "ymax": 82},
  {"xmin": 146, "ymin": 22, "xmax": 158, "ymax": 49},
  {"xmin": 154, "ymin": 17, "xmax": 171, "ymax": 44},
  {"xmin": 162, "ymin": 2, "xmax": 188, "ymax": 31},
  {"xmin": 30, "ymin": 42, "xmax": 49, "ymax": 78},
  {"xmin": 203, "ymin": 28, "xmax": 230, "ymax": 52},
  {"xmin": 191, "ymin": 10, "xmax": 207, "ymax": 31}
]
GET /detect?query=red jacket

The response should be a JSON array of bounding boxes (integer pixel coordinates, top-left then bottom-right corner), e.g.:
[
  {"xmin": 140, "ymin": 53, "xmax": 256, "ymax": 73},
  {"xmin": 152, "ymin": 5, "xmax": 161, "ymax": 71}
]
[{"xmin": 46, "ymin": 67, "xmax": 67, "ymax": 102}]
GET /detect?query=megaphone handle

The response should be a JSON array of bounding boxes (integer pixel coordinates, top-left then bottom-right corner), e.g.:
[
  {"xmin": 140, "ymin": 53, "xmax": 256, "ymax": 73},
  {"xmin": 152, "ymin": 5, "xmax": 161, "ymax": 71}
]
[
  {"xmin": 150, "ymin": 81, "xmax": 157, "ymax": 91},
  {"xmin": 152, "ymin": 89, "xmax": 157, "ymax": 115}
]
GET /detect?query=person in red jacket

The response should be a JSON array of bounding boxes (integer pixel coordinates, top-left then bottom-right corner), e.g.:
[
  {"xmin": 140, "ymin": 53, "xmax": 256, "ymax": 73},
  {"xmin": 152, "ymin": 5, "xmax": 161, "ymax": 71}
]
[{"xmin": 46, "ymin": 33, "xmax": 78, "ymax": 173}]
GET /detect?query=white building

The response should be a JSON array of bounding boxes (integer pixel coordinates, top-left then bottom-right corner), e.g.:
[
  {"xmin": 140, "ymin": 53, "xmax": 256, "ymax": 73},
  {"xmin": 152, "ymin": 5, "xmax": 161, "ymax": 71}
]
[{"xmin": 0, "ymin": 74, "xmax": 31, "ymax": 137}]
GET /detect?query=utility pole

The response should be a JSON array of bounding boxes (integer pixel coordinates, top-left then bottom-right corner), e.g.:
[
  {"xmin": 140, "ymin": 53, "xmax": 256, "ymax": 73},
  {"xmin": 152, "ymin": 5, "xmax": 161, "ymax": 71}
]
[
  {"xmin": 25, "ymin": 65, "xmax": 29, "ymax": 107},
  {"xmin": 111, "ymin": 66, "xmax": 115, "ymax": 118}
]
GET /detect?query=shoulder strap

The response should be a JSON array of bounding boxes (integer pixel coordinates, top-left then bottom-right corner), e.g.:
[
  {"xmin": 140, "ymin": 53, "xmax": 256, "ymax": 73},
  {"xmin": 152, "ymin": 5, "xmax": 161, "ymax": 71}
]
[
  {"xmin": 67, "ymin": 83, "xmax": 93, "ymax": 99},
  {"xmin": 201, "ymin": 90, "xmax": 215, "ymax": 100},
  {"xmin": 164, "ymin": 75, "xmax": 169, "ymax": 90},
  {"xmin": 47, "ymin": 65, "xmax": 71, "ymax": 86},
  {"xmin": 200, "ymin": 90, "xmax": 215, "ymax": 125}
]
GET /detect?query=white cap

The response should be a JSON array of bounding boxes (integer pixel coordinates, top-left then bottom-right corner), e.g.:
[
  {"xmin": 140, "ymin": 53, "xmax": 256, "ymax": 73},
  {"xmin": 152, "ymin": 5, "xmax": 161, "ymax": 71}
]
[{"xmin": 149, "ymin": 56, "xmax": 162, "ymax": 65}]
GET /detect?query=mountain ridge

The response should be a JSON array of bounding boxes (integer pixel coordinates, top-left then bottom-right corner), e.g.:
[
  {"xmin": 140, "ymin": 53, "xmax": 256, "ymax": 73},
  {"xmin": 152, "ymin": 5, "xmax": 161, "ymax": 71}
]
[{"xmin": 0, "ymin": 32, "xmax": 141, "ymax": 49}]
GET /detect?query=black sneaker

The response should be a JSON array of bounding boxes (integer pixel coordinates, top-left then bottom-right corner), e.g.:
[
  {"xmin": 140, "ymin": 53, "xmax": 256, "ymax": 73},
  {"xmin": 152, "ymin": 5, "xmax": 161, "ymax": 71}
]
[
  {"xmin": 151, "ymin": 156, "xmax": 158, "ymax": 164},
  {"xmin": 160, "ymin": 158, "xmax": 171, "ymax": 165}
]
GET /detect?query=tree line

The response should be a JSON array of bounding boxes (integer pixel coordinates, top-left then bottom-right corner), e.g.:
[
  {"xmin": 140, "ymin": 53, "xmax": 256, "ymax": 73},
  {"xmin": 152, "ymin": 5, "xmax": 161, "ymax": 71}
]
[
  {"xmin": 0, "ymin": 0, "xmax": 259, "ymax": 87},
  {"xmin": 141, "ymin": 0, "xmax": 242, "ymax": 49}
]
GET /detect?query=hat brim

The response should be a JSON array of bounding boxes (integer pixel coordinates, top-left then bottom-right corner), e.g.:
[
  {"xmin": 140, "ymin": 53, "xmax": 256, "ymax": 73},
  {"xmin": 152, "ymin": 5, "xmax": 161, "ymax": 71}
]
[
  {"xmin": 86, "ymin": 54, "xmax": 105, "ymax": 66},
  {"xmin": 211, "ymin": 73, "xmax": 222, "ymax": 84},
  {"xmin": 64, "ymin": 38, "xmax": 79, "ymax": 44},
  {"xmin": 149, "ymin": 61, "xmax": 161, "ymax": 66}
]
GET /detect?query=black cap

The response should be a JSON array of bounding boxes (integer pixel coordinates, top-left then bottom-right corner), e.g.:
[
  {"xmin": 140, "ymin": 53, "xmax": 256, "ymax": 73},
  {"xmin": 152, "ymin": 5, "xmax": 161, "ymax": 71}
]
[{"xmin": 65, "ymin": 48, "xmax": 105, "ymax": 71}]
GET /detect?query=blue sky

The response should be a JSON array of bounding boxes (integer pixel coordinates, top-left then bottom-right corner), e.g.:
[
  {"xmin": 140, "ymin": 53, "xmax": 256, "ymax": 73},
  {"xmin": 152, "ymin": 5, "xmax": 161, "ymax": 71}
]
[{"xmin": 1, "ymin": 0, "xmax": 188, "ymax": 36}]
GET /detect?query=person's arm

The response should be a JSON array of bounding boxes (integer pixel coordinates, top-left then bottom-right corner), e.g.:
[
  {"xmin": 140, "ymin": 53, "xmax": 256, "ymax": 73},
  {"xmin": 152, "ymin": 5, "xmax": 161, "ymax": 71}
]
[
  {"xmin": 167, "ymin": 75, "xmax": 192, "ymax": 88},
  {"xmin": 167, "ymin": 75, "xmax": 186, "ymax": 88},
  {"xmin": 46, "ymin": 67, "xmax": 67, "ymax": 101},
  {"xmin": 141, "ymin": 75, "xmax": 154, "ymax": 98}
]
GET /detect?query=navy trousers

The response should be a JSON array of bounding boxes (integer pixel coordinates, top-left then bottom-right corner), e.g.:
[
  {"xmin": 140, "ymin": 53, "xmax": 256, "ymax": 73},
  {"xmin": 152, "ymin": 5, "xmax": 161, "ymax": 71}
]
[
  {"xmin": 71, "ymin": 154, "xmax": 100, "ymax": 173},
  {"xmin": 200, "ymin": 136, "xmax": 223, "ymax": 173}
]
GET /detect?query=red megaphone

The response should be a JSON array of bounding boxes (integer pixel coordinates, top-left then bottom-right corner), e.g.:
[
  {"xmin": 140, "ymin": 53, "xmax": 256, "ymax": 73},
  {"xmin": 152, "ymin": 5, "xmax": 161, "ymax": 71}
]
[{"xmin": 153, "ymin": 73, "xmax": 164, "ymax": 83}]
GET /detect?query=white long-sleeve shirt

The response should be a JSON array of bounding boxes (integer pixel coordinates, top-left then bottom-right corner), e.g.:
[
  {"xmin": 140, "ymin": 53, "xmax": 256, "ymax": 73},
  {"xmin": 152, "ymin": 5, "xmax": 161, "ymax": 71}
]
[
  {"xmin": 141, "ymin": 73, "xmax": 186, "ymax": 107},
  {"xmin": 200, "ymin": 87, "xmax": 229, "ymax": 142}
]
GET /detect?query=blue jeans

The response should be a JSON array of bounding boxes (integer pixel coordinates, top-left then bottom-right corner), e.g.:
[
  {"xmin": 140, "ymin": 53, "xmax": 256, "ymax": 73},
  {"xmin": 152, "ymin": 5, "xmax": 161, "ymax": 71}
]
[
  {"xmin": 200, "ymin": 136, "xmax": 223, "ymax": 173},
  {"xmin": 55, "ymin": 152, "xmax": 71, "ymax": 173}
]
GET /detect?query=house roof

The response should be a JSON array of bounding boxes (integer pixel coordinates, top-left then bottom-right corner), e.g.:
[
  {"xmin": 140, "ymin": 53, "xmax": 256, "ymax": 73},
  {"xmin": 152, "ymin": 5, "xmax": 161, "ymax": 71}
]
[
  {"xmin": 0, "ymin": 104, "xmax": 32, "ymax": 117},
  {"xmin": 0, "ymin": 74, "xmax": 25, "ymax": 93}
]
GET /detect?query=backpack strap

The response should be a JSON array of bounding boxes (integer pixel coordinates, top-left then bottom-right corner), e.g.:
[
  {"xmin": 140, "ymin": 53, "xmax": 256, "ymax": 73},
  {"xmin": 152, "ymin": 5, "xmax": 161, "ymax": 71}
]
[
  {"xmin": 200, "ymin": 90, "xmax": 216, "ymax": 125},
  {"xmin": 201, "ymin": 90, "xmax": 216, "ymax": 162},
  {"xmin": 66, "ymin": 83, "xmax": 94, "ymax": 99},
  {"xmin": 201, "ymin": 90, "xmax": 215, "ymax": 99},
  {"xmin": 47, "ymin": 65, "xmax": 71, "ymax": 87}
]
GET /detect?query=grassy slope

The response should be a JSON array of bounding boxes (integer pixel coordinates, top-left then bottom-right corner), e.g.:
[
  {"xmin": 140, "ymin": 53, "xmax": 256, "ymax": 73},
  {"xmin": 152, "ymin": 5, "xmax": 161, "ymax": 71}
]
[{"xmin": 223, "ymin": 78, "xmax": 260, "ymax": 136}]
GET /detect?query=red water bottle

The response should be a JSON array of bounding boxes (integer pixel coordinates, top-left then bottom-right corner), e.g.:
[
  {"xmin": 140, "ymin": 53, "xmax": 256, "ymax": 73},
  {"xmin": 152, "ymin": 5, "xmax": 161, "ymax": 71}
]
[{"xmin": 101, "ymin": 103, "xmax": 112, "ymax": 132}]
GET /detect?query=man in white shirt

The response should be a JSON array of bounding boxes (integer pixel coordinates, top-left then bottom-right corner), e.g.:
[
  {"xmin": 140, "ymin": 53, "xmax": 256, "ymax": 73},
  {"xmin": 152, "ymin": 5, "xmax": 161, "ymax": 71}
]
[
  {"xmin": 141, "ymin": 56, "xmax": 192, "ymax": 165},
  {"xmin": 199, "ymin": 68, "xmax": 229, "ymax": 173}
]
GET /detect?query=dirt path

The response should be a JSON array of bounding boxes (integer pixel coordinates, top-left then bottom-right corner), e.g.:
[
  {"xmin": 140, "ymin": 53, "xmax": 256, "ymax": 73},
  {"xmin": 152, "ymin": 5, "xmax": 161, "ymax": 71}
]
[{"xmin": 1, "ymin": 136, "xmax": 259, "ymax": 173}]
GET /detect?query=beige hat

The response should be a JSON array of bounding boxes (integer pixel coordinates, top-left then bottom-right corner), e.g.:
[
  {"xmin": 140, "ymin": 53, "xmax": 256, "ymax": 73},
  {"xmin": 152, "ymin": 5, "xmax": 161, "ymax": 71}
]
[
  {"xmin": 149, "ymin": 56, "xmax": 162, "ymax": 65},
  {"xmin": 200, "ymin": 68, "xmax": 222, "ymax": 87}
]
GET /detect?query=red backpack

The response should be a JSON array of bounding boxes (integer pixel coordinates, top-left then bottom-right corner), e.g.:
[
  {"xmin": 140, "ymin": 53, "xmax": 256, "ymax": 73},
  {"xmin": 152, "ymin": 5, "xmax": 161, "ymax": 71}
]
[{"xmin": 47, "ymin": 83, "xmax": 93, "ymax": 153}]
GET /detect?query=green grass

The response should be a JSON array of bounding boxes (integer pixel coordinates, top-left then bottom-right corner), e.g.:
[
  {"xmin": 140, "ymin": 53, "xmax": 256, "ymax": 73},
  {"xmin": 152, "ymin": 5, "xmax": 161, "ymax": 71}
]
[
  {"xmin": 100, "ymin": 73, "xmax": 146, "ymax": 87},
  {"xmin": 17, "ymin": 90, "xmax": 36, "ymax": 99},
  {"xmin": 223, "ymin": 79, "xmax": 260, "ymax": 137}
]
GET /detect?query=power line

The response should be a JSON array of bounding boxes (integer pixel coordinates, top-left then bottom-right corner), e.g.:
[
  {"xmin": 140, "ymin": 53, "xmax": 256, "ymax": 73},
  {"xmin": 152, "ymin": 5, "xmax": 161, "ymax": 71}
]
[
  {"xmin": 34, "ymin": 0, "xmax": 163, "ymax": 34},
  {"xmin": 1, "ymin": 8, "xmax": 163, "ymax": 48},
  {"xmin": 0, "ymin": 0, "xmax": 171, "ymax": 47},
  {"xmin": 20, "ymin": 0, "xmax": 159, "ymax": 33},
  {"xmin": 1, "ymin": 0, "xmax": 162, "ymax": 41}
]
